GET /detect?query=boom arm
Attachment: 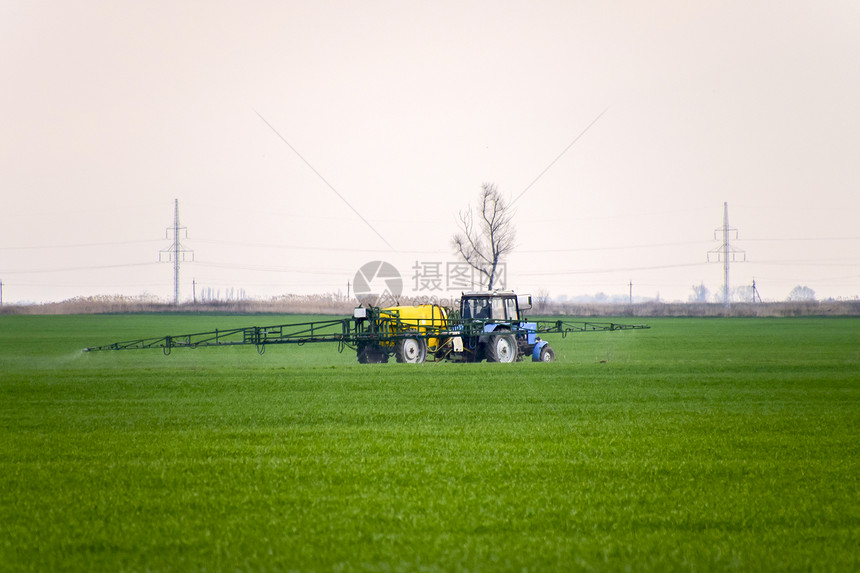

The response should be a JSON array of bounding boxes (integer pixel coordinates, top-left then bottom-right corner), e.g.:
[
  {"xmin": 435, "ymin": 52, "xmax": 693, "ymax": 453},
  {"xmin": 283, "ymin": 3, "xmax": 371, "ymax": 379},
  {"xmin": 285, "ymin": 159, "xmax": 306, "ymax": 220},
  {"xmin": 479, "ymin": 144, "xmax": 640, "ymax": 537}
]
[
  {"xmin": 535, "ymin": 320, "xmax": 650, "ymax": 335},
  {"xmin": 84, "ymin": 318, "xmax": 355, "ymax": 354}
]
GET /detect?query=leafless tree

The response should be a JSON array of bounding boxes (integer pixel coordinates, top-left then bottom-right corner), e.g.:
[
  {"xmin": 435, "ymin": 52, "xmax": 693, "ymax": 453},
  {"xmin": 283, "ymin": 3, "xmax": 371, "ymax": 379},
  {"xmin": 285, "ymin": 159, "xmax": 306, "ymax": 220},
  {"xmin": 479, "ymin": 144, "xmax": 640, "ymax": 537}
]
[
  {"xmin": 535, "ymin": 288, "xmax": 551, "ymax": 312},
  {"xmin": 689, "ymin": 283, "xmax": 710, "ymax": 303},
  {"xmin": 452, "ymin": 183, "xmax": 516, "ymax": 290}
]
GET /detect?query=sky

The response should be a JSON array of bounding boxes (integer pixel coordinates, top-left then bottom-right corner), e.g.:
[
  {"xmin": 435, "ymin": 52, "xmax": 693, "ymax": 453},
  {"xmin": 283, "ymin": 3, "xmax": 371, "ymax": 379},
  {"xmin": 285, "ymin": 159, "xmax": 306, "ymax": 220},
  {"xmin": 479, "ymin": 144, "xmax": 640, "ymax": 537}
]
[{"xmin": 2, "ymin": 0, "xmax": 859, "ymax": 305}]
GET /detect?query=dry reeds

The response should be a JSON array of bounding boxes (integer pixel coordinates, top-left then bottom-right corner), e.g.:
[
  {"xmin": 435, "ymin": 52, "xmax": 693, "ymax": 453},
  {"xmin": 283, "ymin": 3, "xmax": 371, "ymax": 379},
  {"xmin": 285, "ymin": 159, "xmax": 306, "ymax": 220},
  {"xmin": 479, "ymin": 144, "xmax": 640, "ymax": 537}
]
[{"xmin": 2, "ymin": 294, "xmax": 858, "ymax": 317}]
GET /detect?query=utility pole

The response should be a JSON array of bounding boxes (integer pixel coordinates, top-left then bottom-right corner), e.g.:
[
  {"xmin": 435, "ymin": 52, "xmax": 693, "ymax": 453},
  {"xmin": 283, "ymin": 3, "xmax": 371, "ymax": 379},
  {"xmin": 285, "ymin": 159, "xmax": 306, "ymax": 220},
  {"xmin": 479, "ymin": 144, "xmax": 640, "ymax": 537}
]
[
  {"xmin": 752, "ymin": 279, "xmax": 762, "ymax": 303},
  {"xmin": 708, "ymin": 202, "xmax": 745, "ymax": 310},
  {"xmin": 629, "ymin": 280, "xmax": 633, "ymax": 305},
  {"xmin": 0, "ymin": 279, "xmax": 3, "ymax": 306},
  {"xmin": 159, "ymin": 199, "xmax": 194, "ymax": 305}
]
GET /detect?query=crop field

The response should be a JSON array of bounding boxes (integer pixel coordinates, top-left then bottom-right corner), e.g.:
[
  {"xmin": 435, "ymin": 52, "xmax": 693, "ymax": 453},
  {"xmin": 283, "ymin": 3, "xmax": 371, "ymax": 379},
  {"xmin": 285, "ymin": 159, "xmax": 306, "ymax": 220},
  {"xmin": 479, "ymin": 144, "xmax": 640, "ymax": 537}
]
[{"xmin": 1, "ymin": 314, "xmax": 858, "ymax": 572}]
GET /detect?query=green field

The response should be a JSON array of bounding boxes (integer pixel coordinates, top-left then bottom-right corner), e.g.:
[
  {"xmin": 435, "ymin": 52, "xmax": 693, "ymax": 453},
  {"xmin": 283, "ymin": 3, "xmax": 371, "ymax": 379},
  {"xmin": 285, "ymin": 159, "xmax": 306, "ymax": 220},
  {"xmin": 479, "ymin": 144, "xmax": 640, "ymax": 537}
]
[{"xmin": 1, "ymin": 314, "xmax": 858, "ymax": 572}]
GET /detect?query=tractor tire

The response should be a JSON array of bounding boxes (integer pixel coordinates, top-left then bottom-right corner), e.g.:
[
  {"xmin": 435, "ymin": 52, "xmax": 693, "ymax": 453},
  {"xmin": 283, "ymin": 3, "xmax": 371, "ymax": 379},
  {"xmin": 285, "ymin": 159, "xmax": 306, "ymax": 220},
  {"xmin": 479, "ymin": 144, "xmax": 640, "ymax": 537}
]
[
  {"xmin": 538, "ymin": 344, "xmax": 556, "ymax": 362},
  {"xmin": 395, "ymin": 335, "xmax": 427, "ymax": 364},
  {"xmin": 486, "ymin": 332, "xmax": 518, "ymax": 363},
  {"xmin": 357, "ymin": 344, "xmax": 388, "ymax": 364}
]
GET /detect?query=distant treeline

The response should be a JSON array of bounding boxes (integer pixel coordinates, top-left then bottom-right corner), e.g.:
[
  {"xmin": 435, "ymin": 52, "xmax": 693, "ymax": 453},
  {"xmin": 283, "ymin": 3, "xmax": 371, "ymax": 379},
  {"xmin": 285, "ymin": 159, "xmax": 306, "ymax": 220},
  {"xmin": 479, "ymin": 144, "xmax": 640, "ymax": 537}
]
[{"xmin": 2, "ymin": 294, "xmax": 859, "ymax": 317}]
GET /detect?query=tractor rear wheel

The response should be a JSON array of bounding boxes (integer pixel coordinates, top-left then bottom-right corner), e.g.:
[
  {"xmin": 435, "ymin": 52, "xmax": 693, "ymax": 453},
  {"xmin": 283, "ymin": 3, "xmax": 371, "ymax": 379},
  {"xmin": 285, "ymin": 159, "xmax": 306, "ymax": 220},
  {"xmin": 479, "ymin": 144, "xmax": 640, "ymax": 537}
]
[
  {"xmin": 487, "ymin": 332, "xmax": 518, "ymax": 363},
  {"xmin": 395, "ymin": 335, "xmax": 426, "ymax": 364}
]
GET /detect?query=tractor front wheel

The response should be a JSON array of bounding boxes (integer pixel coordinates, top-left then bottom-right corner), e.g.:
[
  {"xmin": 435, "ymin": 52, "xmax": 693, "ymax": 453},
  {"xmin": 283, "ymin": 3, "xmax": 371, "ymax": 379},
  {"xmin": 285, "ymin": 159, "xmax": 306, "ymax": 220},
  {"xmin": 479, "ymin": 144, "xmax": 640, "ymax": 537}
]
[
  {"xmin": 487, "ymin": 333, "xmax": 518, "ymax": 363},
  {"xmin": 395, "ymin": 336, "xmax": 427, "ymax": 364},
  {"xmin": 538, "ymin": 344, "xmax": 556, "ymax": 362}
]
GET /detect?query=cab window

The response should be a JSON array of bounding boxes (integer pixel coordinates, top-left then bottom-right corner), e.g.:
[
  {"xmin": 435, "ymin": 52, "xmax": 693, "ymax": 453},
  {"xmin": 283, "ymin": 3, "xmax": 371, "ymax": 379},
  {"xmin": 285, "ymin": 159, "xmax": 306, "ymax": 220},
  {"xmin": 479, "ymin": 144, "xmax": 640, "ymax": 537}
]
[
  {"xmin": 462, "ymin": 298, "xmax": 490, "ymax": 319},
  {"xmin": 491, "ymin": 298, "xmax": 505, "ymax": 320},
  {"xmin": 505, "ymin": 297, "xmax": 519, "ymax": 321}
]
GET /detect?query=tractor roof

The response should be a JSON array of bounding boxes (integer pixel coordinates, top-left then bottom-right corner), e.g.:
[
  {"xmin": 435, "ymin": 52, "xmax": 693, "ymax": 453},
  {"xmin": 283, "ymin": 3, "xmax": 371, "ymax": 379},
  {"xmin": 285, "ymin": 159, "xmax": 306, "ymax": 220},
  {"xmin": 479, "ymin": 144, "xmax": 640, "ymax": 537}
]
[{"xmin": 461, "ymin": 291, "xmax": 517, "ymax": 297}]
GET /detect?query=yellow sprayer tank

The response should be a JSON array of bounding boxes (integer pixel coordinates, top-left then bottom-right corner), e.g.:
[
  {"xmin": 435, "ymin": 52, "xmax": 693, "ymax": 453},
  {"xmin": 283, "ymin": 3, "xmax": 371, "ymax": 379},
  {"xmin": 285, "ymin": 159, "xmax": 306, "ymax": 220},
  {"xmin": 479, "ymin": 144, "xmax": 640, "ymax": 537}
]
[{"xmin": 379, "ymin": 304, "xmax": 448, "ymax": 354}]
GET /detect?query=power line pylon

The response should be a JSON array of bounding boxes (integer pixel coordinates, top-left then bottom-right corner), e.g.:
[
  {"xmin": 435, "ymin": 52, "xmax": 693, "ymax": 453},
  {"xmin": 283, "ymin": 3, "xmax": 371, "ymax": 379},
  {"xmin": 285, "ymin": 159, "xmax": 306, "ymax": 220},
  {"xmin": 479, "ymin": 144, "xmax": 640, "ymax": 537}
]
[
  {"xmin": 159, "ymin": 199, "xmax": 194, "ymax": 305},
  {"xmin": 707, "ymin": 202, "xmax": 745, "ymax": 310}
]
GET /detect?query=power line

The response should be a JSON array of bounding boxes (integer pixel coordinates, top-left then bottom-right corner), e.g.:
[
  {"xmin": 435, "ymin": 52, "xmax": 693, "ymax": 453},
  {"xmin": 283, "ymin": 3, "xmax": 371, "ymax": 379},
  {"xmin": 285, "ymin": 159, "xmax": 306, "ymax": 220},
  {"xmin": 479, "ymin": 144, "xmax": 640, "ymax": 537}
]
[
  {"xmin": 193, "ymin": 238, "xmax": 443, "ymax": 255},
  {"xmin": 1, "ymin": 262, "xmax": 160, "ymax": 274},
  {"xmin": 254, "ymin": 109, "xmax": 396, "ymax": 251},
  {"xmin": 752, "ymin": 259, "xmax": 859, "ymax": 267},
  {"xmin": 517, "ymin": 240, "xmax": 712, "ymax": 254},
  {"xmin": 516, "ymin": 261, "xmax": 708, "ymax": 277},
  {"xmin": 194, "ymin": 261, "xmax": 351, "ymax": 275},
  {"xmin": 0, "ymin": 239, "xmax": 161, "ymax": 251},
  {"xmin": 510, "ymin": 108, "xmax": 609, "ymax": 206},
  {"xmin": 522, "ymin": 206, "xmax": 713, "ymax": 224},
  {"xmin": 744, "ymin": 236, "xmax": 860, "ymax": 242},
  {"xmin": 9, "ymin": 280, "xmax": 168, "ymax": 288}
]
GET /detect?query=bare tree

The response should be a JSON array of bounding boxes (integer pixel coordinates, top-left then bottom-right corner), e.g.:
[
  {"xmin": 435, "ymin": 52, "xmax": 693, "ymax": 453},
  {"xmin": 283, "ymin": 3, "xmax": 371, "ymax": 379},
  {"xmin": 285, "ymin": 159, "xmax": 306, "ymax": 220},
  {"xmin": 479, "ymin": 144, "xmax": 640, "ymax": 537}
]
[
  {"xmin": 689, "ymin": 283, "xmax": 710, "ymax": 303},
  {"xmin": 452, "ymin": 183, "xmax": 516, "ymax": 290},
  {"xmin": 535, "ymin": 288, "xmax": 551, "ymax": 312}
]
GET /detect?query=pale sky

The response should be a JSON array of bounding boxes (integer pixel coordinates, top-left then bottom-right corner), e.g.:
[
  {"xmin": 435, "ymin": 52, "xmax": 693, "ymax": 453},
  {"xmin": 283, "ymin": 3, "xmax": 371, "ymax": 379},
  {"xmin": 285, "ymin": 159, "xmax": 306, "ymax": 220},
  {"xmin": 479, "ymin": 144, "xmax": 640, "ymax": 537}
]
[{"xmin": 2, "ymin": 0, "xmax": 859, "ymax": 304}]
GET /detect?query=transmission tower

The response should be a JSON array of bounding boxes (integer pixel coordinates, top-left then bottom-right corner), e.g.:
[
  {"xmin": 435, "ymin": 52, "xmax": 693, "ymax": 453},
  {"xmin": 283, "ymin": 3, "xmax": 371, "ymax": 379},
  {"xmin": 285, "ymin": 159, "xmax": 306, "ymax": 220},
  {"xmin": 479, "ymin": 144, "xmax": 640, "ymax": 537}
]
[
  {"xmin": 708, "ymin": 202, "xmax": 745, "ymax": 309},
  {"xmin": 159, "ymin": 199, "xmax": 194, "ymax": 305}
]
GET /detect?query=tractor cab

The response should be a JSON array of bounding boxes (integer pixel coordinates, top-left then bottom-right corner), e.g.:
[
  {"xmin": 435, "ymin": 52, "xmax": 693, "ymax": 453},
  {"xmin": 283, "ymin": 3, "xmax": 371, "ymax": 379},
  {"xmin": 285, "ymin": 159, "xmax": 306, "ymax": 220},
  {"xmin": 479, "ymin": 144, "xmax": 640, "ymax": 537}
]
[
  {"xmin": 460, "ymin": 291, "xmax": 531, "ymax": 322},
  {"xmin": 456, "ymin": 291, "xmax": 552, "ymax": 362}
]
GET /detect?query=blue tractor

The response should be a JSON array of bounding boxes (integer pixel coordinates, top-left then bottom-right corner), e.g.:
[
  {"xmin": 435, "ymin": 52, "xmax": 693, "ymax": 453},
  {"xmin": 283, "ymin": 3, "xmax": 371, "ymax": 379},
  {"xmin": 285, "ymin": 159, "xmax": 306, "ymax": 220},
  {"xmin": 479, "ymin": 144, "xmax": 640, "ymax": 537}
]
[{"xmin": 456, "ymin": 291, "xmax": 555, "ymax": 363}]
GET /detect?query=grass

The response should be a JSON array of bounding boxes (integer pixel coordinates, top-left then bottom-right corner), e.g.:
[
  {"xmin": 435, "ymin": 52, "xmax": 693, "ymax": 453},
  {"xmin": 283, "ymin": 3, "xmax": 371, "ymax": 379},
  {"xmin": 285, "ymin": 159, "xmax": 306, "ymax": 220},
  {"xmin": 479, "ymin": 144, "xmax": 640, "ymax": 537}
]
[{"xmin": 0, "ymin": 315, "xmax": 858, "ymax": 571}]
